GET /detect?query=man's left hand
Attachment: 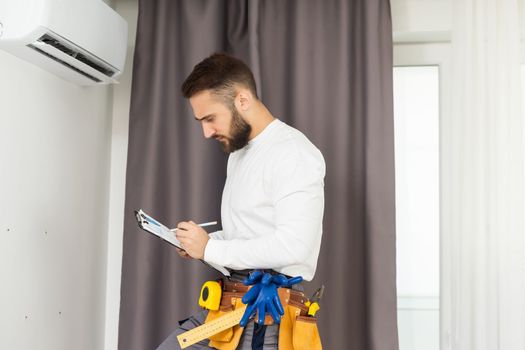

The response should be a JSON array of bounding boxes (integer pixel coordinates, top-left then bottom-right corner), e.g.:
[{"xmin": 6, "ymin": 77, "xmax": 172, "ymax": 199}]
[{"xmin": 175, "ymin": 221, "xmax": 209, "ymax": 259}]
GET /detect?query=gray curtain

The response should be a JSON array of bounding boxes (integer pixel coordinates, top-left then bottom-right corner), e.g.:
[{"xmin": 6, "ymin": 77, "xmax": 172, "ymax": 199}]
[{"xmin": 119, "ymin": 1, "xmax": 398, "ymax": 349}]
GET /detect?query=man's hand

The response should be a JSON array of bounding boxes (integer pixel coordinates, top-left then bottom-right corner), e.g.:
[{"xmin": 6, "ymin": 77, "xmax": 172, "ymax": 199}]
[
  {"xmin": 175, "ymin": 221, "xmax": 210, "ymax": 259},
  {"xmin": 175, "ymin": 247, "xmax": 192, "ymax": 259}
]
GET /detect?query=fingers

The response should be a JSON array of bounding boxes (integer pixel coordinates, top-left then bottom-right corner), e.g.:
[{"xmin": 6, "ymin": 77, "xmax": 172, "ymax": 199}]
[
  {"xmin": 175, "ymin": 221, "xmax": 207, "ymax": 239},
  {"xmin": 176, "ymin": 221, "xmax": 193, "ymax": 231},
  {"xmin": 177, "ymin": 236, "xmax": 197, "ymax": 258},
  {"xmin": 257, "ymin": 301, "xmax": 266, "ymax": 324},
  {"xmin": 175, "ymin": 231, "xmax": 192, "ymax": 243},
  {"xmin": 285, "ymin": 276, "xmax": 303, "ymax": 287},
  {"xmin": 242, "ymin": 284, "xmax": 261, "ymax": 304},
  {"xmin": 176, "ymin": 236, "xmax": 188, "ymax": 250},
  {"xmin": 243, "ymin": 270, "xmax": 263, "ymax": 286},
  {"xmin": 175, "ymin": 223, "xmax": 209, "ymax": 260},
  {"xmin": 176, "ymin": 233, "xmax": 190, "ymax": 244},
  {"xmin": 273, "ymin": 294, "xmax": 285, "ymax": 315},
  {"xmin": 175, "ymin": 222, "xmax": 191, "ymax": 243},
  {"xmin": 271, "ymin": 275, "xmax": 287, "ymax": 286},
  {"xmin": 175, "ymin": 226, "xmax": 195, "ymax": 240},
  {"xmin": 261, "ymin": 273, "xmax": 272, "ymax": 285},
  {"xmin": 240, "ymin": 273, "xmax": 301, "ymax": 328},
  {"xmin": 289, "ymin": 276, "xmax": 303, "ymax": 285},
  {"xmin": 175, "ymin": 247, "xmax": 191, "ymax": 259},
  {"xmin": 240, "ymin": 303, "xmax": 256, "ymax": 327},
  {"xmin": 249, "ymin": 270, "xmax": 263, "ymax": 283},
  {"xmin": 267, "ymin": 299, "xmax": 281, "ymax": 324}
]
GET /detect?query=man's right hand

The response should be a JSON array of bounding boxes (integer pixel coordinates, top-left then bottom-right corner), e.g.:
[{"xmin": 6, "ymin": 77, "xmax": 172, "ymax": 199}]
[{"xmin": 176, "ymin": 247, "xmax": 192, "ymax": 259}]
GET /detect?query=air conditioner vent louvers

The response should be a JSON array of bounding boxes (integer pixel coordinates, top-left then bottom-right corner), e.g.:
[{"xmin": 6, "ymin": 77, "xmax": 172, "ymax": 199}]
[
  {"xmin": 27, "ymin": 43, "xmax": 102, "ymax": 83},
  {"xmin": 35, "ymin": 34, "xmax": 117, "ymax": 77}
]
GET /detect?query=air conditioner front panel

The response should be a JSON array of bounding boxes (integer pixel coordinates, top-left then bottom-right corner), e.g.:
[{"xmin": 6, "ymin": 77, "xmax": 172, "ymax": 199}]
[
  {"xmin": 1, "ymin": 27, "xmax": 119, "ymax": 85},
  {"xmin": 44, "ymin": 0, "xmax": 127, "ymax": 71}
]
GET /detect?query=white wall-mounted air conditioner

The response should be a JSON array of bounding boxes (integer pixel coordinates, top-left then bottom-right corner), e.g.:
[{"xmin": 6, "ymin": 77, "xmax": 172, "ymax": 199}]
[{"xmin": 0, "ymin": 0, "xmax": 128, "ymax": 85}]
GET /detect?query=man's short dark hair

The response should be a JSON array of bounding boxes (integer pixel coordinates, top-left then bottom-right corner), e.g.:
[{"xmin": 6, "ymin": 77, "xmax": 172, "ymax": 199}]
[{"xmin": 181, "ymin": 53, "xmax": 258, "ymax": 104}]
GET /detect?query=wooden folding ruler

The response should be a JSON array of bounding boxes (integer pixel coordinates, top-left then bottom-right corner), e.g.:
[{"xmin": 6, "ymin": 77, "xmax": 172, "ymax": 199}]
[
  {"xmin": 177, "ymin": 306, "xmax": 247, "ymax": 349},
  {"xmin": 178, "ymin": 287, "xmax": 292, "ymax": 348}
]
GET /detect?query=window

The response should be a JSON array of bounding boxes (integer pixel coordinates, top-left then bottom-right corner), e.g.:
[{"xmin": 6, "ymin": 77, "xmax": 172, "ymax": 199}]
[{"xmin": 394, "ymin": 66, "xmax": 440, "ymax": 350}]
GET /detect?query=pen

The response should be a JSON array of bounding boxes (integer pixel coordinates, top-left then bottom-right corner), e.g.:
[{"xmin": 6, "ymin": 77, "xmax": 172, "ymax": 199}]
[{"xmin": 170, "ymin": 221, "xmax": 218, "ymax": 232}]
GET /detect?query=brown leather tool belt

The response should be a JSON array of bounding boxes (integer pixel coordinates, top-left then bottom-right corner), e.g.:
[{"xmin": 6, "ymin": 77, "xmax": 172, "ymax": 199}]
[{"xmin": 220, "ymin": 279, "xmax": 310, "ymax": 316}]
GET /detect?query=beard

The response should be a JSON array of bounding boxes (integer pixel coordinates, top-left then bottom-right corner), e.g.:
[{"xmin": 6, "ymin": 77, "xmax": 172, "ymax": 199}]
[{"xmin": 216, "ymin": 107, "xmax": 252, "ymax": 153}]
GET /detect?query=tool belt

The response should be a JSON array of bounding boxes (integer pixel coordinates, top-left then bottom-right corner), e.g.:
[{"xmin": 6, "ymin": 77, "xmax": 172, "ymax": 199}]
[{"xmin": 204, "ymin": 279, "xmax": 322, "ymax": 350}]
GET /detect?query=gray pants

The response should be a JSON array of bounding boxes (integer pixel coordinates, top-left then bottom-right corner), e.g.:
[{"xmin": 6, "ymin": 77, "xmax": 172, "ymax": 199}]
[{"xmin": 155, "ymin": 309, "xmax": 279, "ymax": 350}]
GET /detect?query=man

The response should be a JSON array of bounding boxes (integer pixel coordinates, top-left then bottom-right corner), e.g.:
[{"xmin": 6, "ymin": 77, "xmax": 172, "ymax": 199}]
[{"xmin": 156, "ymin": 53, "xmax": 325, "ymax": 350}]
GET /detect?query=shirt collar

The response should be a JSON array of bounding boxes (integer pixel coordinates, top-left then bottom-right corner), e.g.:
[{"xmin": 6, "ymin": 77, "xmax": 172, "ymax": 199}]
[{"xmin": 245, "ymin": 119, "xmax": 280, "ymax": 149}]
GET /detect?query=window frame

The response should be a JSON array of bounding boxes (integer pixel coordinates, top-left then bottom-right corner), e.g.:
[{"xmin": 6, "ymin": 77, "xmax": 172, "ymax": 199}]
[{"xmin": 394, "ymin": 41, "xmax": 452, "ymax": 350}]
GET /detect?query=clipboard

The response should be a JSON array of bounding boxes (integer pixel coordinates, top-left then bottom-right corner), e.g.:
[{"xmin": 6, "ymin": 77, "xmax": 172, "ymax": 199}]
[
  {"xmin": 134, "ymin": 209, "xmax": 230, "ymax": 276},
  {"xmin": 135, "ymin": 209, "xmax": 183, "ymax": 249}
]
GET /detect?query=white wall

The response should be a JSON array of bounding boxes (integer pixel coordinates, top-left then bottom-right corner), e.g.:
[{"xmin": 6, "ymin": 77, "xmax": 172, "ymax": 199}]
[
  {"xmin": 104, "ymin": 0, "xmax": 137, "ymax": 349},
  {"xmin": 391, "ymin": 0, "xmax": 451, "ymax": 43},
  {"xmin": 0, "ymin": 47, "xmax": 113, "ymax": 349}
]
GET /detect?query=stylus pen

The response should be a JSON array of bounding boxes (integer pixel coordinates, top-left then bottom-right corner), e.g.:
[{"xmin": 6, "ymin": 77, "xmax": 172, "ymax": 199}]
[{"xmin": 169, "ymin": 221, "xmax": 218, "ymax": 232}]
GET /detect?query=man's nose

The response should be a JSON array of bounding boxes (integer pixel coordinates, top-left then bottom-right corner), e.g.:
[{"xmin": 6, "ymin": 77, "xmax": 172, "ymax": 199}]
[{"xmin": 202, "ymin": 124, "xmax": 216, "ymax": 139}]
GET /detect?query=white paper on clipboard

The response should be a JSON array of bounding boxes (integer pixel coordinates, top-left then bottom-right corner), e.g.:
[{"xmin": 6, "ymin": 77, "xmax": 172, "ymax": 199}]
[
  {"xmin": 134, "ymin": 209, "xmax": 230, "ymax": 276},
  {"xmin": 135, "ymin": 209, "xmax": 183, "ymax": 248}
]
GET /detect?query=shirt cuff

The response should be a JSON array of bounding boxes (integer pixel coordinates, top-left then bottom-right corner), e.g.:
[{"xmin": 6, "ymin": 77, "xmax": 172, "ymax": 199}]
[
  {"xmin": 208, "ymin": 230, "xmax": 224, "ymax": 240},
  {"xmin": 204, "ymin": 238, "xmax": 227, "ymax": 266}
]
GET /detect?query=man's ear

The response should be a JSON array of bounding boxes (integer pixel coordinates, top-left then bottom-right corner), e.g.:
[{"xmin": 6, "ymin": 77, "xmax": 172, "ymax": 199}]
[{"xmin": 235, "ymin": 88, "xmax": 253, "ymax": 112}]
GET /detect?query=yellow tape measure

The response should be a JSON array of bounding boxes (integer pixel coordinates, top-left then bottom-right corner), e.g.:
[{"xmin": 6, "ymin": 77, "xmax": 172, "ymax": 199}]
[{"xmin": 177, "ymin": 306, "xmax": 247, "ymax": 349}]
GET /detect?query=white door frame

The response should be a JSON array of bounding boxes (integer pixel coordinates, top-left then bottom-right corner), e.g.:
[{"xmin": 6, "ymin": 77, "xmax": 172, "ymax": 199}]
[{"xmin": 393, "ymin": 39, "xmax": 453, "ymax": 350}]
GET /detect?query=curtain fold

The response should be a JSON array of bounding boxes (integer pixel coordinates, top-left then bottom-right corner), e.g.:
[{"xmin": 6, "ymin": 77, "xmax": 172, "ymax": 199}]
[
  {"xmin": 119, "ymin": 1, "xmax": 398, "ymax": 349},
  {"xmin": 447, "ymin": 0, "xmax": 525, "ymax": 349}
]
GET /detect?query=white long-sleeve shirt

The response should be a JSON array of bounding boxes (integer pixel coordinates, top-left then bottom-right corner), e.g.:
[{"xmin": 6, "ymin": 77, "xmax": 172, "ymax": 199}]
[{"xmin": 203, "ymin": 119, "xmax": 325, "ymax": 281}]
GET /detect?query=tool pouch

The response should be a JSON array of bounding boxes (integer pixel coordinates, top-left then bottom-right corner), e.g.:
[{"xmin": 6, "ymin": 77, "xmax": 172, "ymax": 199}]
[
  {"xmin": 206, "ymin": 297, "xmax": 244, "ymax": 350},
  {"xmin": 278, "ymin": 304, "xmax": 322, "ymax": 350},
  {"xmin": 292, "ymin": 315, "xmax": 322, "ymax": 350},
  {"xmin": 278, "ymin": 304, "xmax": 300, "ymax": 350}
]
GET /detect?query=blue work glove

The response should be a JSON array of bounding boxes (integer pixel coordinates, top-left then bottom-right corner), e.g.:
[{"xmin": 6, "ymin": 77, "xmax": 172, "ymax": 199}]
[{"xmin": 239, "ymin": 270, "xmax": 303, "ymax": 327}]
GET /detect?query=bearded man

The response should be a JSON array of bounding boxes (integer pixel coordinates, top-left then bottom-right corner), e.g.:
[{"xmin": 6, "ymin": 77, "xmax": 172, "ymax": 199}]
[{"xmin": 156, "ymin": 53, "xmax": 325, "ymax": 350}]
